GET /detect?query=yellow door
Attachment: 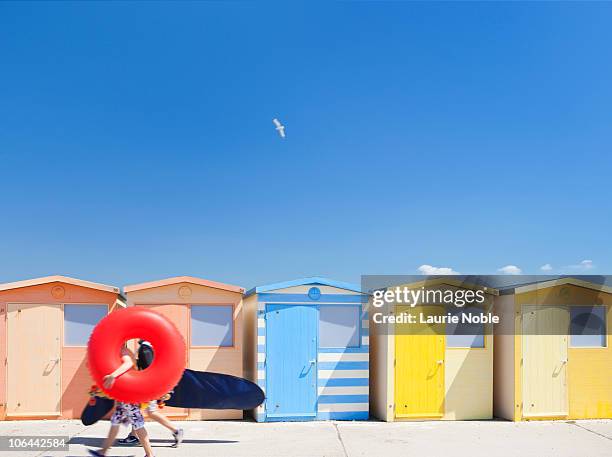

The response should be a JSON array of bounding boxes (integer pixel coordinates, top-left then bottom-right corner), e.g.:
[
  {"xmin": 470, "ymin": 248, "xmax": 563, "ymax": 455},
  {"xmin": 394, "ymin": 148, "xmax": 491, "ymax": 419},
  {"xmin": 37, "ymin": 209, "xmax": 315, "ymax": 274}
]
[
  {"xmin": 394, "ymin": 305, "xmax": 445, "ymax": 419},
  {"xmin": 522, "ymin": 305, "xmax": 569, "ymax": 418},
  {"xmin": 7, "ymin": 304, "xmax": 62, "ymax": 417}
]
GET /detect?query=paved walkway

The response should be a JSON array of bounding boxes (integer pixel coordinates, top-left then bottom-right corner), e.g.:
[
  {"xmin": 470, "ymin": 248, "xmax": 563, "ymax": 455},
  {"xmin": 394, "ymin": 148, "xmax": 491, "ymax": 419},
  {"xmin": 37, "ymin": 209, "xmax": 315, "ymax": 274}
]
[{"xmin": 0, "ymin": 419, "xmax": 610, "ymax": 457}]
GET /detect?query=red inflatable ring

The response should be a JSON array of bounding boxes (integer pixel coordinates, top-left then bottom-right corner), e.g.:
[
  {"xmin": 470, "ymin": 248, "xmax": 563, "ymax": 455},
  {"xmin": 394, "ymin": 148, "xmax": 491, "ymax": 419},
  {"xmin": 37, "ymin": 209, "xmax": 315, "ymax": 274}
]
[{"xmin": 88, "ymin": 307, "xmax": 186, "ymax": 403}]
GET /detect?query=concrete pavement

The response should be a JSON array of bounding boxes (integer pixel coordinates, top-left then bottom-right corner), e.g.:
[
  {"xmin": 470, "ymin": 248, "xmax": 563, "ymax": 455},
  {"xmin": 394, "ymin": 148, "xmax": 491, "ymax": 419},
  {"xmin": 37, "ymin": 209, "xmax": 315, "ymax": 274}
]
[{"xmin": 0, "ymin": 419, "xmax": 610, "ymax": 457}]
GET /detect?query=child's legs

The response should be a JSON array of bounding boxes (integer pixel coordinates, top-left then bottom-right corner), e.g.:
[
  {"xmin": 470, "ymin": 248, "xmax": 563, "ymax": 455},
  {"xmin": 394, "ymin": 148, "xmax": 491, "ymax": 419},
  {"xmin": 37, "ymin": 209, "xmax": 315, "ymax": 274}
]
[
  {"xmin": 147, "ymin": 410, "xmax": 177, "ymax": 434},
  {"xmin": 133, "ymin": 427, "xmax": 154, "ymax": 457},
  {"xmin": 123, "ymin": 426, "xmax": 136, "ymax": 439},
  {"xmin": 120, "ymin": 402, "xmax": 152, "ymax": 454},
  {"xmin": 101, "ymin": 424, "xmax": 120, "ymax": 454}
]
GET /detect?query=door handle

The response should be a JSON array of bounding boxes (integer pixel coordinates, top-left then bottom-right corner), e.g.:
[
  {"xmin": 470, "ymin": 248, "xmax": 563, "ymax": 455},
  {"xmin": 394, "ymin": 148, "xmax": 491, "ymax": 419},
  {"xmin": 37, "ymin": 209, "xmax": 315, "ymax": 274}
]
[
  {"xmin": 436, "ymin": 360, "xmax": 444, "ymax": 365},
  {"xmin": 561, "ymin": 359, "xmax": 568, "ymax": 364},
  {"xmin": 309, "ymin": 359, "xmax": 316, "ymax": 365}
]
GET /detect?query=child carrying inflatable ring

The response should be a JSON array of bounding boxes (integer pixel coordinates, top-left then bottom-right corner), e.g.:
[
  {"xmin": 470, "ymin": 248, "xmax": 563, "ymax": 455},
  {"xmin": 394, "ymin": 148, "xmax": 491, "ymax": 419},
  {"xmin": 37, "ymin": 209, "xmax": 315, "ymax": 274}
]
[
  {"xmin": 88, "ymin": 343, "xmax": 154, "ymax": 457},
  {"xmin": 118, "ymin": 340, "xmax": 184, "ymax": 447},
  {"xmin": 86, "ymin": 307, "xmax": 186, "ymax": 457}
]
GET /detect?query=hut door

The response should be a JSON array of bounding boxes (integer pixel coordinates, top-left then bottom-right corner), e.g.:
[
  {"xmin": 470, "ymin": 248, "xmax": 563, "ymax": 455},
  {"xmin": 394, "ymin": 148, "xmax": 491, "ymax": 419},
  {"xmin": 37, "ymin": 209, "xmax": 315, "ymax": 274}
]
[
  {"xmin": 522, "ymin": 305, "xmax": 569, "ymax": 418},
  {"xmin": 394, "ymin": 305, "xmax": 445, "ymax": 419},
  {"xmin": 265, "ymin": 304, "xmax": 317, "ymax": 420},
  {"xmin": 7, "ymin": 304, "xmax": 62, "ymax": 417}
]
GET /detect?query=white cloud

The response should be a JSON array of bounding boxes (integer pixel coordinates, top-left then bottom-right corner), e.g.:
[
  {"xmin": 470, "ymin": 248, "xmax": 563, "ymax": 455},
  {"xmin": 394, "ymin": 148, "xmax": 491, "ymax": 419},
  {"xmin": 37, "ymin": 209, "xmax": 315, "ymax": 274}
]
[
  {"xmin": 417, "ymin": 264, "xmax": 460, "ymax": 275},
  {"xmin": 567, "ymin": 259, "xmax": 594, "ymax": 271},
  {"xmin": 540, "ymin": 263, "xmax": 553, "ymax": 272},
  {"xmin": 498, "ymin": 265, "xmax": 522, "ymax": 275}
]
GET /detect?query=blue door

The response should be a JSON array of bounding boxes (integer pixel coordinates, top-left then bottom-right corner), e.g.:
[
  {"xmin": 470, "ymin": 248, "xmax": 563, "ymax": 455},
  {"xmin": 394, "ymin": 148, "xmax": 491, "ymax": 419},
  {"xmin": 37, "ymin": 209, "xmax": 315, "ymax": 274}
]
[{"xmin": 265, "ymin": 304, "xmax": 318, "ymax": 420}]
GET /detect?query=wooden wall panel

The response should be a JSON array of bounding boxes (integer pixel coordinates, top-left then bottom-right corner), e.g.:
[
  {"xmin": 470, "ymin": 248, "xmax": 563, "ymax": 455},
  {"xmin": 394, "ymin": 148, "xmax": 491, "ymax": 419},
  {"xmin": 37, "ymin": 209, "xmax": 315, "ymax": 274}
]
[
  {"xmin": 444, "ymin": 334, "xmax": 493, "ymax": 420},
  {"xmin": 521, "ymin": 305, "xmax": 569, "ymax": 418},
  {"xmin": 492, "ymin": 294, "xmax": 517, "ymax": 421},
  {"xmin": 7, "ymin": 304, "xmax": 62, "ymax": 417}
]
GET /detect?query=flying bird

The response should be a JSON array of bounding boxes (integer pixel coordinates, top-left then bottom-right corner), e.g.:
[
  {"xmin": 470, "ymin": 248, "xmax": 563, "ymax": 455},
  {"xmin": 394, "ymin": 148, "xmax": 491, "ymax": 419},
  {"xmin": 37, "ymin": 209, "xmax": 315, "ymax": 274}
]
[{"xmin": 272, "ymin": 118, "xmax": 286, "ymax": 138}]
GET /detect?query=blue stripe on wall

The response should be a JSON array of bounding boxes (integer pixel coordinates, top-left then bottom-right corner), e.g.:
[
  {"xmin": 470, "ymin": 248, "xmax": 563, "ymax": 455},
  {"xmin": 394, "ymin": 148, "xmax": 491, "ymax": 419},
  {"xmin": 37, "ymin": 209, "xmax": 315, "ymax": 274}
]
[
  {"xmin": 257, "ymin": 345, "xmax": 265, "ymax": 353},
  {"xmin": 318, "ymin": 395, "xmax": 369, "ymax": 404},
  {"xmin": 258, "ymin": 362, "xmax": 368, "ymax": 371},
  {"xmin": 258, "ymin": 293, "xmax": 367, "ymax": 303},
  {"xmin": 318, "ymin": 361, "xmax": 369, "ymax": 370},
  {"xmin": 257, "ymin": 327, "xmax": 265, "ymax": 336},
  {"xmin": 318, "ymin": 378, "xmax": 369, "ymax": 387},
  {"xmin": 318, "ymin": 347, "xmax": 369, "ymax": 354},
  {"xmin": 317, "ymin": 411, "xmax": 369, "ymax": 421}
]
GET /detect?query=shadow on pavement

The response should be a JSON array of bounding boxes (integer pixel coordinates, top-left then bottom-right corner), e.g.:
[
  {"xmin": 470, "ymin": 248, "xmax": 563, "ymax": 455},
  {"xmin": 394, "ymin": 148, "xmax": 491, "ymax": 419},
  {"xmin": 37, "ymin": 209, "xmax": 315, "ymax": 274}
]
[
  {"xmin": 63, "ymin": 455, "xmax": 135, "ymax": 457},
  {"xmin": 69, "ymin": 436, "xmax": 238, "ymax": 447}
]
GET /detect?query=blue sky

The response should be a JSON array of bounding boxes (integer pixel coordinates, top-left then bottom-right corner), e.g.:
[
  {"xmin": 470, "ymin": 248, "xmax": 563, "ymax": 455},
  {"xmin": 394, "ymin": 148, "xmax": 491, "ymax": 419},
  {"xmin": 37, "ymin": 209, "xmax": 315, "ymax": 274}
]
[{"xmin": 1, "ymin": 2, "xmax": 610, "ymax": 289}]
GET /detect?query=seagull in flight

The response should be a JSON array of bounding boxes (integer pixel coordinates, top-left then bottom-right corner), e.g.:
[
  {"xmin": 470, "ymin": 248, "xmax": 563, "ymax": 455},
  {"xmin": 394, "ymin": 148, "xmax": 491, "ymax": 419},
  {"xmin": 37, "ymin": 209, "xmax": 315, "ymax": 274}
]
[{"xmin": 272, "ymin": 118, "xmax": 286, "ymax": 138}]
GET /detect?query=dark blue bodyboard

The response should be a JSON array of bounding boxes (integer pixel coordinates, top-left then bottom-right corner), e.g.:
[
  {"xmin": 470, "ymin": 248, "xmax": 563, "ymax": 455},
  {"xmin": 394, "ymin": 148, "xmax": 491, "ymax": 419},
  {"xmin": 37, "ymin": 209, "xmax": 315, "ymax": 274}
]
[
  {"xmin": 81, "ymin": 369, "xmax": 264, "ymax": 425},
  {"xmin": 81, "ymin": 396, "xmax": 115, "ymax": 426},
  {"xmin": 165, "ymin": 369, "xmax": 265, "ymax": 410}
]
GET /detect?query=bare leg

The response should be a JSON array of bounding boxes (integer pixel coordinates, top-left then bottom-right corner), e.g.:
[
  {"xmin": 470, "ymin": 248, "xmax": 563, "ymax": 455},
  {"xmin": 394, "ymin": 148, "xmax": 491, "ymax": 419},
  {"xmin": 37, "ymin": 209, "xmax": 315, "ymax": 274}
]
[
  {"xmin": 134, "ymin": 427, "xmax": 154, "ymax": 457},
  {"xmin": 99, "ymin": 424, "xmax": 120, "ymax": 455},
  {"xmin": 147, "ymin": 410, "xmax": 177, "ymax": 434}
]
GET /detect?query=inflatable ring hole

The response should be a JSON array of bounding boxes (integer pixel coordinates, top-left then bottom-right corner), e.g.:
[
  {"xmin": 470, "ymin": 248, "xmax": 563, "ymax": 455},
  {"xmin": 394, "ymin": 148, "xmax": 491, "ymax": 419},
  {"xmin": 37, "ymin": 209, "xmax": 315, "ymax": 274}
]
[
  {"xmin": 121, "ymin": 338, "xmax": 156, "ymax": 371},
  {"xmin": 136, "ymin": 338, "xmax": 155, "ymax": 371}
]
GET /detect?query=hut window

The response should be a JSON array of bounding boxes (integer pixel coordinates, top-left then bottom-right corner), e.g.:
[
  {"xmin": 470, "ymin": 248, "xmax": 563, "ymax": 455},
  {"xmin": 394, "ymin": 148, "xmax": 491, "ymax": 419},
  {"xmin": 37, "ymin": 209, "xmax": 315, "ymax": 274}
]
[
  {"xmin": 446, "ymin": 306, "xmax": 485, "ymax": 348},
  {"xmin": 191, "ymin": 305, "xmax": 234, "ymax": 347},
  {"xmin": 64, "ymin": 304, "xmax": 108, "ymax": 346},
  {"xmin": 570, "ymin": 306, "xmax": 607, "ymax": 348},
  {"xmin": 319, "ymin": 306, "xmax": 360, "ymax": 348}
]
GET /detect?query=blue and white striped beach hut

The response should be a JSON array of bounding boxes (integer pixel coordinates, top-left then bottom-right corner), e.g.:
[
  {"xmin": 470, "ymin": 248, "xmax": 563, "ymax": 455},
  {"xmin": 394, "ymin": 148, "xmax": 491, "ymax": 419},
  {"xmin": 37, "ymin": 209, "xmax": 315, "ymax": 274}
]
[{"xmin": 243, "ymin": 277, "xmax": 369, "ymax": 422}]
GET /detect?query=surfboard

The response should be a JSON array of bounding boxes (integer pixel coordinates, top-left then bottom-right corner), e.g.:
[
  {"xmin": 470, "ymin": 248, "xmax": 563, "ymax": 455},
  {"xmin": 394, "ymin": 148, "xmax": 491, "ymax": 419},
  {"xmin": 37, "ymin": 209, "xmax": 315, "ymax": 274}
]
[{"xmin": 81, "ymin": 369, "xmax": 265, "ymax": 425}]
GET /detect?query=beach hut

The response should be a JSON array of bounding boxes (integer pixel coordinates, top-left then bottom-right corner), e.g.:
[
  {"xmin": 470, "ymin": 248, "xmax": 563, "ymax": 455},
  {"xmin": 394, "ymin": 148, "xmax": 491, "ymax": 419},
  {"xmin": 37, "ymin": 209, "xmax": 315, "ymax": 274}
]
[
  {"xmin": 370, "ymin": 278, "xmax": 498, "ymax": 421},
  {"xmin": 493, "ymin": 277, "xmax": 612, "ymax": 421},
  {"xmin": 243, "ymin": 277, "xmax": 368, "ymax": 422},
  {"xmin": 0, "ymin": 275, "xmax": 123, "ymax": 420},
  {"xmin": 123, "ymin": 276, "xmax": 245, "ymax": 420}
]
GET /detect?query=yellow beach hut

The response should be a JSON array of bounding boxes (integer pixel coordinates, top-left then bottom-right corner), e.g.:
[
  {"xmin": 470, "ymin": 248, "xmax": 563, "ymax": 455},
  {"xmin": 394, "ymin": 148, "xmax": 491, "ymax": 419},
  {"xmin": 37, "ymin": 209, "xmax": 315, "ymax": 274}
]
[
  {"xmin": 370, "ymin": 278, "xmax": 498, "ymax": 421},
  {"xmin": 493, "ymin": 277, "xmax": 612, "ymax": 421}
]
